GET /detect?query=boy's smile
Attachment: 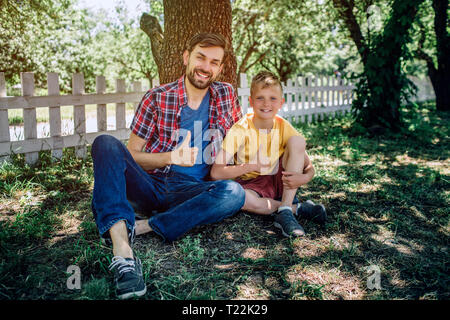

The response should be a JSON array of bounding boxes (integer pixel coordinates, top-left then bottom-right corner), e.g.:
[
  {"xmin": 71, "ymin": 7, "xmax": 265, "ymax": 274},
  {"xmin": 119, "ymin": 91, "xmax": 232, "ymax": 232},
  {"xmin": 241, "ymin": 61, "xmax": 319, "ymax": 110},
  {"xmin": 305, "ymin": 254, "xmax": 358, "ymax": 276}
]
[{"xmin": 250, "ymin": 85, "xmax": 285, "ymax": 121}]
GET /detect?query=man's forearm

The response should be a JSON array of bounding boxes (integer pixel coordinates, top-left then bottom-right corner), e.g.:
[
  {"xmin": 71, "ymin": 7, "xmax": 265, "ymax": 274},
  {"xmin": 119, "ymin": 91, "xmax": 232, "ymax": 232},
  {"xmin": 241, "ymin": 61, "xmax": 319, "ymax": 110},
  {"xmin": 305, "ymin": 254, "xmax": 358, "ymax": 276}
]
[{"xmin": 128, "ymin": 149, "xmax": 172, "ymax": 171}]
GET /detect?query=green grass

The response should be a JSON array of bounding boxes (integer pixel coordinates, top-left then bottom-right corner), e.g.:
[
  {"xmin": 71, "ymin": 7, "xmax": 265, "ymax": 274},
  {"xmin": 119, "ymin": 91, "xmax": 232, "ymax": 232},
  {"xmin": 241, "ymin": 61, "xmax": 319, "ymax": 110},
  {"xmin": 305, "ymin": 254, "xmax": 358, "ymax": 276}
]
[{"xmin": 0, "ymin": 102, "xmax": 448, "ymax": 300}]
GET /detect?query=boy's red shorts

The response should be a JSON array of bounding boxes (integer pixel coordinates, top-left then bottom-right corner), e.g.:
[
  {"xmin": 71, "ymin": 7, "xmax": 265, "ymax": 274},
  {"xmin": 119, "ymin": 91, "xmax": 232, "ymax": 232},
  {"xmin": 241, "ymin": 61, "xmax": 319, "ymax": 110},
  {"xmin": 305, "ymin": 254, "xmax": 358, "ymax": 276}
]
[{"xmin": 235, "ymin": 159, "xmax": 284, "ymax": 199}]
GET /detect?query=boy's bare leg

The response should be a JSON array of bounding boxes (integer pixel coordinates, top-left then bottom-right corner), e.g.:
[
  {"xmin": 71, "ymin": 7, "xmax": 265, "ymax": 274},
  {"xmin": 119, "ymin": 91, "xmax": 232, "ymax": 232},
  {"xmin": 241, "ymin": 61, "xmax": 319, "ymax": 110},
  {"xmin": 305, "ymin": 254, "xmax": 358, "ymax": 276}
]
[
  {"xmin": 242, "ymin": 189, "xmax": 280, "ymax": 215},
  {"xmin": 280, "ymin": 136, "xmax": 305, "ymax": 207},
  {"xmin": 109, "ymin": 220, "xmax": 133, "ymax": 259}
]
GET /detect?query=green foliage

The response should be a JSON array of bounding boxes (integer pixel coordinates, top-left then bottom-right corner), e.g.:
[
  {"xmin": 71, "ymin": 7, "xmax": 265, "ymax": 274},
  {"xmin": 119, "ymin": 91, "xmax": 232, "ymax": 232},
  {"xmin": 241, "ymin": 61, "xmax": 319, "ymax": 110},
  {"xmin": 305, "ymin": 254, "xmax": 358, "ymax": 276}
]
[
  {"xmin": 1, "ymin": 0, "xmax": 159, "ymax": 93},
  {"xmin": 232, "ymin": 0, "xmax": 352, "ymax": 82},
  {"xmin": 0, "ymin": 0, "xmax": 73, "ymax": 86},
  {"xmin": 336, "ymin": 0, "xmax": 426, "ymax": 131}
]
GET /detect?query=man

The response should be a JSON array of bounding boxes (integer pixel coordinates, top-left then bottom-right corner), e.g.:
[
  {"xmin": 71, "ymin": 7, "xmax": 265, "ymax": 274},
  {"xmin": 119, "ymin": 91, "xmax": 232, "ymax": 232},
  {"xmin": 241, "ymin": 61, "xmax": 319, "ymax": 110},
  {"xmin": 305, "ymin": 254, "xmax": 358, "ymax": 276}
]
[{"xmin": 90, "ymin": 33, "xmax": 245, "ymax": 299}]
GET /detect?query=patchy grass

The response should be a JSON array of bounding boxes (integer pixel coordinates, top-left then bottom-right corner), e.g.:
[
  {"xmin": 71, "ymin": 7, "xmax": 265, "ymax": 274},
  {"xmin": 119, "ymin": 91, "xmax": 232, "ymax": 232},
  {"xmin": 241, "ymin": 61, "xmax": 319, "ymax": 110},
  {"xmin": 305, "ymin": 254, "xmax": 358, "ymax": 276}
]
[{"xmin": 0, "ymin": 102, "xmax": 448, "ymax": 300}]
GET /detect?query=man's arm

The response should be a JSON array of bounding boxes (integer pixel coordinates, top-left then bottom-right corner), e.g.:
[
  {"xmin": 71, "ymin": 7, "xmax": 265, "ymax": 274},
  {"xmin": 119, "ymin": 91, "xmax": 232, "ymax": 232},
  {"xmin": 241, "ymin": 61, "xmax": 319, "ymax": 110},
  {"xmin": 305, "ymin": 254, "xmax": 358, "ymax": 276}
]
[{"xmin": 127, "ymin": 131, "xmax": 198, "ymax": 171}]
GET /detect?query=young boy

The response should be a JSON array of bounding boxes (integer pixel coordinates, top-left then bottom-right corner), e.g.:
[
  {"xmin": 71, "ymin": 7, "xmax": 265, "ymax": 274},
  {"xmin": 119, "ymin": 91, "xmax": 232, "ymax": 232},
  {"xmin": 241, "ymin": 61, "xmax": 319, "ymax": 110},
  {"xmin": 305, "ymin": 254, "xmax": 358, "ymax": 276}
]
[{"xmin": 210, "ymin": 71, "xmax": 327, "ymax": 237}]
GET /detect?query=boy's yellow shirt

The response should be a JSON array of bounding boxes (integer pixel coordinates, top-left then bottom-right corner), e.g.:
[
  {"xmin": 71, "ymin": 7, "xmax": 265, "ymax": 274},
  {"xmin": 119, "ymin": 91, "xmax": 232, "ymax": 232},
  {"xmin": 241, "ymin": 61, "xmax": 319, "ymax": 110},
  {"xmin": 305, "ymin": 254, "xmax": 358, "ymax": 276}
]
[{"xmin": 221, "ymin": 113, "xmax": 303, "ymax": 180}]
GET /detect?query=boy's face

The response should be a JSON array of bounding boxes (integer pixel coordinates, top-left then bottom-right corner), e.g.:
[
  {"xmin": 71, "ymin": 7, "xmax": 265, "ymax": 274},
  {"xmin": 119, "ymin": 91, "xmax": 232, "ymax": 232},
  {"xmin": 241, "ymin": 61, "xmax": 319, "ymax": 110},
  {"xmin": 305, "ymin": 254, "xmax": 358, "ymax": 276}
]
[
  {"xmin": 249, "ymin": 84, "xmax": 285, "ymax": 120},
  {"xmin": 183, "ymin": 45, "xmax": 224, "ymax": 89}
]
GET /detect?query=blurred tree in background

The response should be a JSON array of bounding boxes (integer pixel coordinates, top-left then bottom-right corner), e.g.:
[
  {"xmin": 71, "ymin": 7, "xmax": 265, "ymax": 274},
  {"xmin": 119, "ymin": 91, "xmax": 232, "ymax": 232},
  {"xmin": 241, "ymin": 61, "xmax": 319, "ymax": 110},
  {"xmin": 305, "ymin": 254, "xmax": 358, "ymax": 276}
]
[
  {"xmin": 332, "ymin": 0, "xmax": 427, "ymax": 131},
  {"xmin": 1, "ymin": 0, "xmax": 446, "ymax": 127}
]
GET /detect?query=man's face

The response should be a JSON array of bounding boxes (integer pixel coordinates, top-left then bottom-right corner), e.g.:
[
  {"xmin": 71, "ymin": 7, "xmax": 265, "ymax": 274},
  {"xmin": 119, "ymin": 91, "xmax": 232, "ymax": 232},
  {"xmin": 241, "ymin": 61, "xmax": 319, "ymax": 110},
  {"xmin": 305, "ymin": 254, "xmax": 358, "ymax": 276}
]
[{"xmin": 183, "ymin": 45, "xmax": 224, "ymax": 89}]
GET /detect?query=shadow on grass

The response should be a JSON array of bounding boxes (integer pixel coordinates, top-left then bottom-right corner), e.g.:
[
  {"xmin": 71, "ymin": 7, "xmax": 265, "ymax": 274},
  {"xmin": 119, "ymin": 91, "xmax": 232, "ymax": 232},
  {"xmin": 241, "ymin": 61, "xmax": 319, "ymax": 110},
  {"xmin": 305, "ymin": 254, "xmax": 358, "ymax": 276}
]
[{"xmin": 0, "ymin": 104, "xmax": 448, "ymax": 300}]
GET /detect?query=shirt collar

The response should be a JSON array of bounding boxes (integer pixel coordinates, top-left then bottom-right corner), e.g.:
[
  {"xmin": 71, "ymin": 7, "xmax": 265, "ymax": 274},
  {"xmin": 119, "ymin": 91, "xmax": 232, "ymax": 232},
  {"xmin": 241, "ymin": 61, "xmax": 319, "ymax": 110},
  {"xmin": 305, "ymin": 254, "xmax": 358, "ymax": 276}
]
[{"xmin": 177, "ymin": 75, "xmax": 219, "ymax": 107}]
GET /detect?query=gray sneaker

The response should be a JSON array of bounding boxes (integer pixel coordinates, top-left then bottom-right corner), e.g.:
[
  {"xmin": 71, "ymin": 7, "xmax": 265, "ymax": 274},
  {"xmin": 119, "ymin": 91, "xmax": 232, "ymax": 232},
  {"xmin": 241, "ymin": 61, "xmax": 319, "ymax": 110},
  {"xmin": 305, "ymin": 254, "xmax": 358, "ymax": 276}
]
[
  {"xmin": 109, "ymin": 256, "xmax": 147, "ymax": 299},
  {"xmin": 274, "ymin": 209, "xmax": 306, "ymax": 237},
  {"xmin": 296, "ymin": 200, "xmax": 327, "ymax": 225}
]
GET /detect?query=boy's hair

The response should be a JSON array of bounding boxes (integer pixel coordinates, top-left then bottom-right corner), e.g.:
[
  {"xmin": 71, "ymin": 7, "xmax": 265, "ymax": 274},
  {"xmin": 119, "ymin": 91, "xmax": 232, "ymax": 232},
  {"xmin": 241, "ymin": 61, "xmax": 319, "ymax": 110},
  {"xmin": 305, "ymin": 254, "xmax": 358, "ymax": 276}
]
[
  {"xmin": 250, "ymin": 71, "xmax": 283, "ymax": 96},
  {"xmin": 185, "ymin": 32, "xmax": 229, "ymax": 64}
]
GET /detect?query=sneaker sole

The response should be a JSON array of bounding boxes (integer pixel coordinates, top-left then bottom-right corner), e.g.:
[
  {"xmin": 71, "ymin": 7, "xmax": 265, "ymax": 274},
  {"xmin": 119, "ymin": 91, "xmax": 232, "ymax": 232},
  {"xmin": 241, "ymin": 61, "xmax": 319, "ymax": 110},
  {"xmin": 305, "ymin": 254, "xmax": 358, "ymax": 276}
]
[
  {"xmin": 117, "ymin": 286, "xmax": 147, "ymax": 300},
  {"xmin": 273, "ymin": 222, "xmax": 305, "ymax": 237}
]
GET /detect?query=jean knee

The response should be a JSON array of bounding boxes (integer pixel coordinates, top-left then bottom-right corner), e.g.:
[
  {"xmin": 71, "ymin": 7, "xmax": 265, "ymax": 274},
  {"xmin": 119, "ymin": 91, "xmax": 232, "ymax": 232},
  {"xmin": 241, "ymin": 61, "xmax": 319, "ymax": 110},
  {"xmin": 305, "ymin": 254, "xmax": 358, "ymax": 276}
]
[
  {"xmin": 213, "ymin": 180, "xmax": 245, "ymax": 209},
  {"xmin": 92, "ymin": 134, "xmax": 124, "ymax": 159}
]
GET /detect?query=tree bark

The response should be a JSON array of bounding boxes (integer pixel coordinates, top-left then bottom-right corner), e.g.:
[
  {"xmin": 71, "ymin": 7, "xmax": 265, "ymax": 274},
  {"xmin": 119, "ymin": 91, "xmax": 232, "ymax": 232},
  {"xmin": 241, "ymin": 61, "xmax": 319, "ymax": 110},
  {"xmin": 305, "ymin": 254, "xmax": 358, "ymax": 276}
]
[
  {"xmin": 140, "ymin": 0, "xmax": 237, "ymax": 87},
  {"xmin": 432, "ymin": 0, "xmax": 450, "ymax": 111},
  {"xmin": 331, "ymin": 0, "xmax": 367, "ymax": 64}
]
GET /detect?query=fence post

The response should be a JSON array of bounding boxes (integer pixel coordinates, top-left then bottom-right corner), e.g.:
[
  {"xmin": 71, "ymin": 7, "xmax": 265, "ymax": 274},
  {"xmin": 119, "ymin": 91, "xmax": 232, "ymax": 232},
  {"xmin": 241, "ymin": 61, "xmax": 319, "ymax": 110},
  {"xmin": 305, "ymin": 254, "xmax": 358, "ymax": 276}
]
[
  {"xmin": 116, "ymin": 79, "xmax": 126, "ymax": 131},
  {"xmin": 132, "ymin": 80, "xmax": 142, "ymax": 112},
  {"xmin": 283, "ymin": 79, "xmax": 294, "ymax": 121},
  {"xmin": 327, "ymin": 75, "xmax": 332, "ymax": 111},
  {"xmin": 293, "ymin": 77, "xmax": 300, "ymax": 124},
  {"xmin": 96, "ymin": 75, "xmax": 107, "ymax": 132},
  {"xmin": 240, "ymin": 73, "xmax": 249, "ymax": 115},
  {"xmin": 48, "ymin": 72, "xmax": 63, "ymax": 160},
  {"xmin": 22, "ymin": 72, "xmax": 39, "ymax": 165},
  {"xmin": 72, "ymin": 73, "xmax": 86, "ymax": 159},
  {"xmin": 316, "ymin": 76, "xmax": 321, "ymax": 121},
  {"xmin": 0, "ymin": 72, "xmax": 9, "ymax": 163},
  {"xmin": 299, "ymin": 76, "xmax": 306, "ymax": 123}
]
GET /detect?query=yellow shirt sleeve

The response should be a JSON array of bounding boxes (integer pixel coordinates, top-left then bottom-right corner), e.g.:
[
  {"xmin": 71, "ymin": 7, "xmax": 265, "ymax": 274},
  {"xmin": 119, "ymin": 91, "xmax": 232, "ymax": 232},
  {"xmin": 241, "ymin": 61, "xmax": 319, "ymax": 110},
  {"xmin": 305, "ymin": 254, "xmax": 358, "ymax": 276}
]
[
  {"xmin": 221, "ymin": 124, "xmax": 245, "ymax": 156},
  {"xmin": 280, "ymin": 118, "xmax": 303, "ymax": 146}
]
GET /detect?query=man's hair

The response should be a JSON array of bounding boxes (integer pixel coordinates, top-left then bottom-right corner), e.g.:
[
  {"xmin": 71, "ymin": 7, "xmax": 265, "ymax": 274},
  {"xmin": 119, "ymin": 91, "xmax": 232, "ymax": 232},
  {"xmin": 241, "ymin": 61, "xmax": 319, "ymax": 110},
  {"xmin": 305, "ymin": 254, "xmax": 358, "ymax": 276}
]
[
  {"xmin": 185, "ymin": 32, "xmax": 229, "ymax": 64},
  {"xmin": 250, "ymin": 70, "xmax": 283, "ymax": 96}
]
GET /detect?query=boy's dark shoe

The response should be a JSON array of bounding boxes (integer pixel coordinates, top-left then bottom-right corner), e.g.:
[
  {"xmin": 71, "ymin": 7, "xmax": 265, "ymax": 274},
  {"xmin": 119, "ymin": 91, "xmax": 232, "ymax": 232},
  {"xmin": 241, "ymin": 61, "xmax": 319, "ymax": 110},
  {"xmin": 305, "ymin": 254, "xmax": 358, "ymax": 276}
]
[
  {"xmin": 109, "ymin": 256, "xmax": 147, "ymax": 299},
  {"xmin": 274, "ymin": 209, "xmax": 306, "ymax": 237},
  {"xmin": 296, "ymin": 200, "xmax": 327, "ymax": 225}
]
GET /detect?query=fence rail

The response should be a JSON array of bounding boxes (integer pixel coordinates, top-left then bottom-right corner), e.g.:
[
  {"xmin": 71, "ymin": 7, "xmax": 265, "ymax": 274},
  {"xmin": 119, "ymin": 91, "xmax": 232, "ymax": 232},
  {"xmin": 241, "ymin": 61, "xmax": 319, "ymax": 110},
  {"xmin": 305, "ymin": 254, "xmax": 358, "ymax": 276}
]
[{"xmin": 0, "ymin": 71, "xmax": 354, "ymax": 164}]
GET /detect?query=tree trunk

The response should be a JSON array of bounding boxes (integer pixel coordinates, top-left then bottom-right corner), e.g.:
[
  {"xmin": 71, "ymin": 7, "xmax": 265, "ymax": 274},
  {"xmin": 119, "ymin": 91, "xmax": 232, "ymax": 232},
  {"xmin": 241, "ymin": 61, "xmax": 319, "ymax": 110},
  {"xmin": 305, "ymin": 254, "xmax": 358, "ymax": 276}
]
[
  {"xmin": 432, "ymin": 0, "xmax": 450, "ymax": 111},
  {"xmin": 140, "ymin": 0, "xmax": 237, "ymax": 87},
  {"xmin": 333, "ymin": 0, "xmax": 425, "ymax": 131}
]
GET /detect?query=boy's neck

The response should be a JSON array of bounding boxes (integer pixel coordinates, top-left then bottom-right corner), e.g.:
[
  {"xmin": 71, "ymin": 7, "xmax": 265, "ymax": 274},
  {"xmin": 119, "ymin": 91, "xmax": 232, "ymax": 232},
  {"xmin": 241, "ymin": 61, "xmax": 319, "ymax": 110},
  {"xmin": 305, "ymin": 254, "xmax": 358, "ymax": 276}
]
[{"xmin": 252, "ymin": 116, "xmax": 274, "ymax": 130}]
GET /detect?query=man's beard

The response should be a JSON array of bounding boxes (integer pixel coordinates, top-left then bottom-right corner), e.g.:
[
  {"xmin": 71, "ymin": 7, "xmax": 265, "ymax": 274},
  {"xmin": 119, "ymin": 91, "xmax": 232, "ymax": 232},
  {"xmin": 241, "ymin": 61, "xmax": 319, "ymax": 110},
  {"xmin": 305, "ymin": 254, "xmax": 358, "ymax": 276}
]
[{"xmin": 186, "ymin": 68, "xmax": 215, "ymax": 89}]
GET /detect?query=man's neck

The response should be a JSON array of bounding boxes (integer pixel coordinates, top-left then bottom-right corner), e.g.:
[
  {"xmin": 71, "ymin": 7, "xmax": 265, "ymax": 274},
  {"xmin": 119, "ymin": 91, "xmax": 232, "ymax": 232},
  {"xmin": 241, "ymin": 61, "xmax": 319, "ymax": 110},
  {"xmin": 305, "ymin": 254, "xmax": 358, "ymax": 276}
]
[
  {"xmin": 252, "ymin": 116, "xmax": 274, "ymax": 130},
  {"xmin": 184, "ymin": 76, "xmax": 209, "ymax": 110}
]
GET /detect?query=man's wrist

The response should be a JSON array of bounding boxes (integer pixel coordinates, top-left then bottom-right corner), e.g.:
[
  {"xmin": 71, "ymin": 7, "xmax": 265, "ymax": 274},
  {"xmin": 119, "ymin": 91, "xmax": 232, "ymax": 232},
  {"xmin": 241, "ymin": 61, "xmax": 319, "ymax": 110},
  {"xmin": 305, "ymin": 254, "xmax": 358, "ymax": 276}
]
[{"xmin": 165, "ymin": 151, "xmax": 174, "ymax": 166}]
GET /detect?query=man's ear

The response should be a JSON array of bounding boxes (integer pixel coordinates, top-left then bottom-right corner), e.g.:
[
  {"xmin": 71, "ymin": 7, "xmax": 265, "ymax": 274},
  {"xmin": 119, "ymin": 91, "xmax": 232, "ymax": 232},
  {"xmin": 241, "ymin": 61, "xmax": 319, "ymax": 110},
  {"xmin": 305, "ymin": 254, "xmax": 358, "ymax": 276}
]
[
  {"xmin": 218, "ymin": 63, "xmax": 224, "ymax": 75},
  {"xmin": 183, "ymin": 50, "xmax": 189, "ymax": 66}
]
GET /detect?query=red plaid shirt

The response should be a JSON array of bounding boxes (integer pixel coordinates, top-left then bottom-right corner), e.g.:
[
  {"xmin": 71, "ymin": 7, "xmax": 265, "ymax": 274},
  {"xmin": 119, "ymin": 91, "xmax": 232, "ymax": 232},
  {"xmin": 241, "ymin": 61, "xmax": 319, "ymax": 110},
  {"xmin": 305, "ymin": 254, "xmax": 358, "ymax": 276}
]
[{"xmin": 131, "ymin": 76, "xmax": 242, "ymax": 173}]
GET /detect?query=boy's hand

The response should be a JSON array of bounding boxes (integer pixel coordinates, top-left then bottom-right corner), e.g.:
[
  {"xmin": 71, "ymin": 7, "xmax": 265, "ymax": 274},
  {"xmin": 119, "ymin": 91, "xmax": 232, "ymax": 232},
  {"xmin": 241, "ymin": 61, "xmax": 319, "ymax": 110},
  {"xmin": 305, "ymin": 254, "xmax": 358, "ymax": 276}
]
[
  {"xmin": 281, "ymin": 171, "xmax": 311, "ymax": 189},
  {"xmin": 170, "ymin": 131, "xmax": 198, "ymax": 167}
]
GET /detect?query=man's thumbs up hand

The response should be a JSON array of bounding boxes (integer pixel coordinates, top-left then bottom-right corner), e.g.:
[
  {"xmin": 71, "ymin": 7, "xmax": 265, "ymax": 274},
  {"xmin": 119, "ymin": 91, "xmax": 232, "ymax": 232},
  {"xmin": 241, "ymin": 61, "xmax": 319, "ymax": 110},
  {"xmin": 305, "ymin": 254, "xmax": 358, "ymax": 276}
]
[{"xmin": 170, "ymin": 130, "xmax": 199, "ymax": 167}]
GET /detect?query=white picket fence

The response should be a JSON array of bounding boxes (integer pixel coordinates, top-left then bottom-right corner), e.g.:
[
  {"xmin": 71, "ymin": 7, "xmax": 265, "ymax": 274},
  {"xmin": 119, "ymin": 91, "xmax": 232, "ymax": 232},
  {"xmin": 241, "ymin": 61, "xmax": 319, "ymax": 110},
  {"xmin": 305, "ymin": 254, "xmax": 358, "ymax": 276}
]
[{"xmin": 0, "ymin": 72, "xmax": 354, "ymax": 164}]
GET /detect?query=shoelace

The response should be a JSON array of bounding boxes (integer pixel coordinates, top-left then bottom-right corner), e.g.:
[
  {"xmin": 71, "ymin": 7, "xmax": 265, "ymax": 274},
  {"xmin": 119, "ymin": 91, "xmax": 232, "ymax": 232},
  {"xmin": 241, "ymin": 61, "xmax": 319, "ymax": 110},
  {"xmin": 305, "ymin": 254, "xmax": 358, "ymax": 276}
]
[{"xmin": 109, "ymin": 256, "xmax": 136, "ymax": 275}]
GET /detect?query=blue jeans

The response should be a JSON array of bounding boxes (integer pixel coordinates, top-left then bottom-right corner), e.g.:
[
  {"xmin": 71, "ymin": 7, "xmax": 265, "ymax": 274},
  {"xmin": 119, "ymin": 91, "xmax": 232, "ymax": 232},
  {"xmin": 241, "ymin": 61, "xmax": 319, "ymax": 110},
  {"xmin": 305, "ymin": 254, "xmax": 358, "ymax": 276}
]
[{"xmin": 91, "ymin": 134, "xmax": 245, "ymax": 242}]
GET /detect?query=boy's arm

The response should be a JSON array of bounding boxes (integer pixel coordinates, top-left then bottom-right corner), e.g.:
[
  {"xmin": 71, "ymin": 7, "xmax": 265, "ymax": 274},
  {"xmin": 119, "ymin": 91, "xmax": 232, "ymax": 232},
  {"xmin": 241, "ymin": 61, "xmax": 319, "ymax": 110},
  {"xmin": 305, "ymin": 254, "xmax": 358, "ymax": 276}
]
[
  {"xmin": 281, "ymin": 151, "xmax": 315, "ymax": 189},
  {"xmin": 210, "ymin": 149, "xmax": 259, "ymax": 180}
]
